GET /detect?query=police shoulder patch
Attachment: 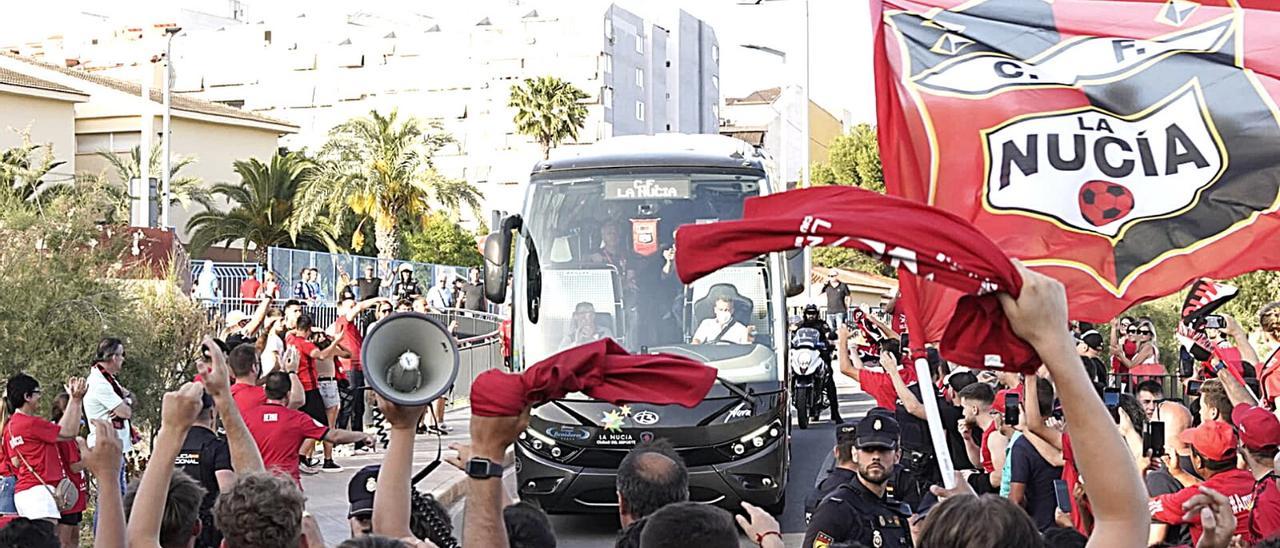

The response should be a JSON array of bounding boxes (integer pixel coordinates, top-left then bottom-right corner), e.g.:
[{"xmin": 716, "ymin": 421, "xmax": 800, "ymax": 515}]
[{"xmin": 814, "ymin": 532, "xmax": 834, "ymax": 548}]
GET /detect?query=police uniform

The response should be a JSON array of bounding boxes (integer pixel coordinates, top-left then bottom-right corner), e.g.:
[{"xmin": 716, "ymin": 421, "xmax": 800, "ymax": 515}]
[
  {"xmin": 803, "ymin": 415, "xmax": 913, "ymax": 548},
  {"xmin": 806, "ymin": 423, "xmax": 860, "ymax": 518},
  {"xmin": 175, "ymin": 394, "xmax": 232, "ymax": 548}
]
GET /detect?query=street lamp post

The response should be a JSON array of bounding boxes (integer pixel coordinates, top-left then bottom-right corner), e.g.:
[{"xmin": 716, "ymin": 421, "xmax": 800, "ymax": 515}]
[
  {"xmin": 161, "ymin": 26, "xmax": 182, "ymax": 230},
  {"xmin": 740, "ymin": 0, "xmax": 813, "ymax": 294}
]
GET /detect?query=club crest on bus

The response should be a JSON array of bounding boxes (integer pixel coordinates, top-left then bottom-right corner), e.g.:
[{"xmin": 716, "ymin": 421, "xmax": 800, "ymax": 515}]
[{"xmin": 983, "ymin": 82, "xmax": 1222, "ymax": 237}]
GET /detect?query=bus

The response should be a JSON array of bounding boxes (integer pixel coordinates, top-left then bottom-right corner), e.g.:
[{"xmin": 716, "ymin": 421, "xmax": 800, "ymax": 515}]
[{"xmin": 481, "ymin": 134, "xmax": 804, "ymax": 514}]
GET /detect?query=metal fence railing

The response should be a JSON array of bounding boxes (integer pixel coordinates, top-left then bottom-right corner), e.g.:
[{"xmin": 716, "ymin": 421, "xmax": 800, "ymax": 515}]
[{"xmin": 266, "ymin": 247, "xmax": 471, "ymax": 305}]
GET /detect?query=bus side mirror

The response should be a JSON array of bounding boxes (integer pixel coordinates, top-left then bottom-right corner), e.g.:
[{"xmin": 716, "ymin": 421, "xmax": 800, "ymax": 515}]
[
  {"xmin": 484, "ymin": 215, "xmax": 523, "ymax": 304},
  {"xmin": 784, "ymin": 248, "xmax": 806, "ymax": 298}
]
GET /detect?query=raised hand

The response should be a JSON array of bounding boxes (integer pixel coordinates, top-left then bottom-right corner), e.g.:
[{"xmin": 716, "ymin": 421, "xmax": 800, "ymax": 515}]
[{"xmin": 160, "ymin": 382, "xmax": 206, "ymax": 431}]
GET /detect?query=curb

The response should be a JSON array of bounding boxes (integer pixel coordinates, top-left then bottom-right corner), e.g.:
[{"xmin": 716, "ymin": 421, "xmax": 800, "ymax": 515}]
[{"xmin": 428, "ymin": 446, "xmax": 515, "ymax": 509}]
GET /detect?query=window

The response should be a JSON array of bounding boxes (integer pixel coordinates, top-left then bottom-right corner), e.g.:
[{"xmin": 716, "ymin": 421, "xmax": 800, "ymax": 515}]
[
  {"xmin": 601, "ymin": 53, "xmax": 612, "ymax": 73},
  {"xmin": 635, "ymin": 67, "xmax": 643, "ymax": 88},
  {"xmin": 711, "ymin": 44, "xmax": 720, "ymax": 63},
  {"xmin": 635, "ymin": 35, "xmax": 644, "ymax": 54},
  {"xmin": 712, "ymin": 75, "xmax": 719, "ymax": 90},
  {"xmin": 603, "ymin": 86, "xmax": 613, "ymax": 107},
  {"xmin": 635, "ymin": 101, "xmax": 645, "ymax": 121},
  {"xmin": 605, "ymin": 18, "xmax": 614, "ymax": 40}
]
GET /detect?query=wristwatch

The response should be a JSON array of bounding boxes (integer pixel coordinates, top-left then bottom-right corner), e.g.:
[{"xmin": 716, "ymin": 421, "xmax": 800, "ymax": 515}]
[
  {"xmin": 1211, "ymin": 361, "xmax": 1227, "ymax": 375},
  {"xmin": 465, "ymin": 457, "xmax": 503, "ymax": 479}
]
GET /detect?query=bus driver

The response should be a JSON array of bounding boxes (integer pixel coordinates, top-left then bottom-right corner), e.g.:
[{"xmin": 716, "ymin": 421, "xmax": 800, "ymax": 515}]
[{"xmin": 692, "ymin": 296, "xmax": 753, "ymax": 345}]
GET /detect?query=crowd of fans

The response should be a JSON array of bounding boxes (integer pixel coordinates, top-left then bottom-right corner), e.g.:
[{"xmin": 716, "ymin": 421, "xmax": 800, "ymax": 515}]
[{"xmin": 5, "ymin": 259, "xmax": 1280, "ymax": 547}]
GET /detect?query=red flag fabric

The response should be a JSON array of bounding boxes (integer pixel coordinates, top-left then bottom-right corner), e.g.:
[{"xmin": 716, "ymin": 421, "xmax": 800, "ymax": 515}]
[
  {"xmin": 896, "ymin": 268, "xmax": 960, "ymax": 351},
  {"xmin": 873, "ymin": 0, "xmax": 1280, "ymax": 322},
  {"xmin": 470, "ymin": 338, "xmax": 718, "ymax": 417},
  {"xmin": 676, "ymin": 186, "xmax": 1040, "ymax": 373}
]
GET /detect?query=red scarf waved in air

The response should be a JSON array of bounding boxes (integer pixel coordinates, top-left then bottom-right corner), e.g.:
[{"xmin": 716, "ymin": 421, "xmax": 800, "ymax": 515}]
[{"xmin": 676, "ymin": 185, "xmax": 1040, "ymax": 373}]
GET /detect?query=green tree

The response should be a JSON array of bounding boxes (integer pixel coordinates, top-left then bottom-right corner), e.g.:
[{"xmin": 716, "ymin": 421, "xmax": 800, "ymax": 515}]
[
  {"xmin": 826, "ymin": 123, "xmax": 883, "ymax": 192},
  {"xmin": 0, "ymin": 186, "xmax": 204, "ymax": 434},
  {"xmin": 186, "ymin": 153, "xmax": 341, "ymax": 261},
  {"xmin": 509, "ymin": 76, "xmax": 590, "ymax": 160},
  {"xmin": 297, "ymin": 109, "xmax": 481, "ymax": 260},
  {"xmin": 810, "ymin": 161, "xmax": 836, "ymax": 186},
  {"xmin": 95, "ymin": 144, "xmax": 212, "ymax": 210},
  {"xmin": 403, "ymin": 213, "xmax": 484, "ymax": 268},
  {"xmin": 1, "ymin": 136, "xmax": 68, "ymax": 205},
  {"xmin": 1222, "ymin": 271, "xmax": 1280, "ymax": 332}
]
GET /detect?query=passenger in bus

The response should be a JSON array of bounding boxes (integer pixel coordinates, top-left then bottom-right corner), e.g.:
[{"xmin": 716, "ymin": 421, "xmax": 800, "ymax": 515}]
[
  {"xmin": 589, "ymin": 223, "xmax": 635, "ymax": 273},
  {"xmin": 559, "ymin": 302, "xmax": 615, "ymax": 350},
  {"xmin": 691, "ymin": 296, "xmax": 753, "ymax": 345}
]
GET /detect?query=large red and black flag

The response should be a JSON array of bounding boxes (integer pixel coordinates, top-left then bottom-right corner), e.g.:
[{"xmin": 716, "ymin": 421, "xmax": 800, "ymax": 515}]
[{"xmin": 873, "ymin": 0, "xmax": 1280, "ymax": 322}]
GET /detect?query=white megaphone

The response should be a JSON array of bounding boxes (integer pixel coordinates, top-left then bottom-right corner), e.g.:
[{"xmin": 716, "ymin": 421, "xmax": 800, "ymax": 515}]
[{"xmin": 361, "ymin": 312, "xmax": 460, "ymax": 406}]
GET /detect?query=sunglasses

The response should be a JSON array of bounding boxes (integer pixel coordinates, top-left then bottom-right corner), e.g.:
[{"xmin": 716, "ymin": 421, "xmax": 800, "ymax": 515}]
[{"xmin": 1137, "ymin": 330, "xmax": 1153, "ymax": 335}]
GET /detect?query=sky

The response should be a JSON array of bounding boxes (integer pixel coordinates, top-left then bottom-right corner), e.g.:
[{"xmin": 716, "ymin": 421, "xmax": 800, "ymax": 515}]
[{"xmin": 1, "ymin": 0, "xmax": 878, "ymax": 124}]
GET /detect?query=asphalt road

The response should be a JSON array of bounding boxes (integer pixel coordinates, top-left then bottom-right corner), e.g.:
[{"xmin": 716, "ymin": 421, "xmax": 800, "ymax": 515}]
[{"xmin": 518, "ymin": 389, "xmax": 877, "ymax": 548}]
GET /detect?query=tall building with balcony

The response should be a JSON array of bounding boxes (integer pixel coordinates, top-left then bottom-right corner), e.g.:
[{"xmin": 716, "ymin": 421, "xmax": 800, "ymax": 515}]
[{"xmin": 17, "ymin": 2, "xmax": 721, "ymax": 224}]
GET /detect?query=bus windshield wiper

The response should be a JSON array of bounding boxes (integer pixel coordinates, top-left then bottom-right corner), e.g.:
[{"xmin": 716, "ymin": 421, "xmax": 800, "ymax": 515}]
[{"xmin": 717, "ymin": 376, "xmax": 753, "ymax": 405}]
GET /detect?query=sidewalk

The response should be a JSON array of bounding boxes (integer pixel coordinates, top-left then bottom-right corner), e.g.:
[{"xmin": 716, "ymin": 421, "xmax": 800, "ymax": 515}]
[{"xmin": 300, "ymin": 404, "xmax": 477, "ymax": 545}]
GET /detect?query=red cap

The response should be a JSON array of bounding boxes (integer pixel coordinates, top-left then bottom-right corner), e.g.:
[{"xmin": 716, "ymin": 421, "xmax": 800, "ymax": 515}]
[
  {"xmin": 1178, "ymin": 420, "xmax": 1239, "ymax": 461},
  {"xmin": 1234, "ymin": 404, "xmax": 1280, "ymax": 452},
  {"xmin": 992, "ymin": 389, "xmax": 1017, "ymax": 414}
]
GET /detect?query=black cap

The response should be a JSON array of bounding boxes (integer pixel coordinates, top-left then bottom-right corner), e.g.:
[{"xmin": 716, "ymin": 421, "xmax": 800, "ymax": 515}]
[
  {"xmin": 836, "ymin": 423, "xmax": 858, "ymax": 445},
  {"xmin": 1080, "ymin": 330, "xmax": 1103, "ymax": 351},
  {"xmin": 855, "ymin": 414, "xmax": 900, "ymax": 450},
  {"xmin": 348, "ymin": 465, "xmax": 381, "ymax": 518}
]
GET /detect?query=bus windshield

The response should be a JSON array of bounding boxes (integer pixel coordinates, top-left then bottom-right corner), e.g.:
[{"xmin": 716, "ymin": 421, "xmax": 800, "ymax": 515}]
[{"xmin": 514, "ymin": 171, "xmax": 779, "ymax": 383}]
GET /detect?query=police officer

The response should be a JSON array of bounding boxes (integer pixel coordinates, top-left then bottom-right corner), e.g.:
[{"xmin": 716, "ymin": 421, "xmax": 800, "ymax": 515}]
[
  {"xmin": 796, "ymin": 304, "xmax": 843, "ymax": 423},
  {"xmin": 803, "ymin": 414, "xmax": 913, "ymax": 548},
  {"xmin": 805, "ymin": 423, "xmax": 859, "ymax": 520},
  {"xmin": 174, "ymin": 393, "xmax": 233, "ymax": 548}
]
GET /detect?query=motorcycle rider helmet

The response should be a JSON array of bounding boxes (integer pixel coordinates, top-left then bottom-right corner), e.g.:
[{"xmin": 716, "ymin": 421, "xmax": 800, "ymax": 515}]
[{"xmin": 803, "ymin": 304, "xmax": 820, "ymax": 322}]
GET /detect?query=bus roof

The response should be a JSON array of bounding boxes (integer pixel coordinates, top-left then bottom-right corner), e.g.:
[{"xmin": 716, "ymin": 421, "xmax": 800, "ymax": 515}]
[{"xmin": 533, "ymin": 134, "xmax": 770, "ymax": 176}]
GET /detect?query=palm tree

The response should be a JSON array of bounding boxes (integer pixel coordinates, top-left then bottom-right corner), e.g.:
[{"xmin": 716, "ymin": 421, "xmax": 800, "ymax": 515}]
[
  {"xmin": 296, "ymin": 109, "xmax": 482, "ymax": 260},
  {"xmin": 186, "ymin": 153, "xmax": 340, "ymax": 261},
  {"xmin": 1, "ymin": 140, "xmax": 68, "ymax": 205},
  {"xmin": 509, "ymin": 76, "xmax": 589, "ymax": 159},
  {"xmin": 95, "ymin": 145, "xmax": 212, "ymax": 210}
]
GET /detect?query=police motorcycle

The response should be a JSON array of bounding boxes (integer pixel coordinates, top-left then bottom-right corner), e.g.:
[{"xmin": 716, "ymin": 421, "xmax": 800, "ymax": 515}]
[{"xmin": 789, "ymin": 324, "xmax": 831, "ymax": 429}]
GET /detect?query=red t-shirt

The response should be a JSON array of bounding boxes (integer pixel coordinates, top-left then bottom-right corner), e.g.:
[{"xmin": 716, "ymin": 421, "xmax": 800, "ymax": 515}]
[
  {"xmin": 56, "ymin": 440, "xmax": 86, "ymax": 515},
  {"xmin": 980, "ymin": 422, "xmax": 997, "ymax": 473},
  {"xmin": 333, "ymin": 317, "xmax": 363, "ymax": 373},
  {"xmin": 1261, "ymin": 349, "xmax": 1280, "ymax": 409},
  {"xmin": 856, "ymin": 366, "xmax": 918, "ymax": 410},
  {"xmin": 1150, "ymin": 468, "xmax": 1256, "ymax": 544},
  {"xmin": 4, "ymin": 413, "xmax": 65, "ymax": 491},
  {"xmin": 285, "ymin": 334, "xmax": 320, "ymax": 391},
  {"xmin": 241, "ymin": 402, "xmax": 328, "ymax": 485},
  {"xmin": 1249, "ymin": 475, "xmax": 1280, "ymax": 543},
  {"xmin": 1112, "ymin": 339, "xmax": 1139, "ymax": 373},
  {"xmin": 240, "ymin": 278, "xmax": 261, "ymax": 303},
  {"xmin": 231, "ymin": 383, "xmax": 267, "ymax": 411},
  {"xmin": 0, "ymin": 424, "xmax": 10, "ymax": 477}
]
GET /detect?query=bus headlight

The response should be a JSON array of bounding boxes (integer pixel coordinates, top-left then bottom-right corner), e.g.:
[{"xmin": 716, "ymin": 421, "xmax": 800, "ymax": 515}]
[
  {"xmin": 715, "ymin": 419, "xmax": 783, "ymax": 460},
  {"xmin": 517, "ymin": 427, "xmax": 582, "ymax": 464}
]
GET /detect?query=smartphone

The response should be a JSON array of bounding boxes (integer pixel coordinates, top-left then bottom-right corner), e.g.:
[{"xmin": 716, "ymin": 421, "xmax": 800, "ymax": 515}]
[
  {"xmin": 1204, "ymin": 315, "xmax": 1226, "ymax": 329},
  {"xmin": 1187, "ymin": 379, "xmax": 1204, "ymax": 397},
  {"xmin": 1103, "ymin": 388, "xmax": 1121, "ymax": 424},
  {"xmin": 1053, "ymin": 479, "xmax": 1072, "ymax": 513},
  {"xmin": 1145, "ymin": 421, "xmax": 1166, "ymax": 458},
  {"xmin": 1004, "ymin": 392, "xmax": 1020, "ymax": 427}
]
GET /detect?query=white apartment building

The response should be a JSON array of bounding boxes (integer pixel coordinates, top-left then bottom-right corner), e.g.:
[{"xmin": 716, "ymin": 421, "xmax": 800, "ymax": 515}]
[{"xmin": 16, "ymin": 2, "xmax": 721, "ymax": 225}]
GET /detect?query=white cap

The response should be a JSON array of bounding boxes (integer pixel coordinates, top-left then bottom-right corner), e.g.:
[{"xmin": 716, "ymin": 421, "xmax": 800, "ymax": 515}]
[{"xmin": 226, "ymin": 310, "xmax": 251, "ymax": 325}]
